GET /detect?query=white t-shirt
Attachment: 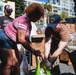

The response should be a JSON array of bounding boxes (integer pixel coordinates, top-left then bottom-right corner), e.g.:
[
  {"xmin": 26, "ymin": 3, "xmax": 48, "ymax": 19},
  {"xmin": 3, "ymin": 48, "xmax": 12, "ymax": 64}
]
[{"xmin": 30, "ymin": 22, "xmax": 37, "ymax": 36}]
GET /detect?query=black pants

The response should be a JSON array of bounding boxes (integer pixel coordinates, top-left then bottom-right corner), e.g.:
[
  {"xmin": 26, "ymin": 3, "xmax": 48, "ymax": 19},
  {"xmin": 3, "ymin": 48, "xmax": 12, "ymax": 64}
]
[
  {"xmin": 67, "ymin": 51, "xmax": 76, "ymax": 74},
  {"xmin": 50, "ymin": 37, "xmax": 60, "ymax": 75}
]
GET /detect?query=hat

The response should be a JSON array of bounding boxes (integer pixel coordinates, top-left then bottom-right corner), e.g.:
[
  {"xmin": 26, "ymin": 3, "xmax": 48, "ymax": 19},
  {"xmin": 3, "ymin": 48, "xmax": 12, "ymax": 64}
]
[
  {"xmin": 48, "ymin": 14, "xmax": 61, "ymax": 28},
  {"xmin": 4, "ymin": 5, "xmax": 13, "ymax": 12}
]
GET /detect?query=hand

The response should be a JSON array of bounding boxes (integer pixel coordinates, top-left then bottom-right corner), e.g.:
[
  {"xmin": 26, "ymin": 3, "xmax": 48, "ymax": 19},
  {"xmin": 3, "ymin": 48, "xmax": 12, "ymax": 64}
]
[
  {"xmin": 48, "ymin": 57, "xmax": 56, "ymax": 63},
  {"xmin": 43, "ymin": 58, "xmax": 52, "ymax": 69},
  {"xmin": 33, "ymin": 50, "xmax": 41, "ymax": 56}
]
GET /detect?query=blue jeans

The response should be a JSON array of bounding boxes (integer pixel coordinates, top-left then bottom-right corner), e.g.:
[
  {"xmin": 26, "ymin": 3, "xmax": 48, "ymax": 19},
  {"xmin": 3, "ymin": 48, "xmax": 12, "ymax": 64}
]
[{"xmin": 0, "ymin": 29, "xmax": 16, "ymax": 49}]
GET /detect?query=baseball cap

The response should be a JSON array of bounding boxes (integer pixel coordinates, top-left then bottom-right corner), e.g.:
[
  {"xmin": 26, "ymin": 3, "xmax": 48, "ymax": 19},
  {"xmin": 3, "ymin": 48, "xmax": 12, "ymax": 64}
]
[
  {"xmin": 4, "ymin": 5, "xmax": 13, "ymax": 12},
  {"xmin": 48, "ymin": 14, "xmax": 61, "ymax": 28}
]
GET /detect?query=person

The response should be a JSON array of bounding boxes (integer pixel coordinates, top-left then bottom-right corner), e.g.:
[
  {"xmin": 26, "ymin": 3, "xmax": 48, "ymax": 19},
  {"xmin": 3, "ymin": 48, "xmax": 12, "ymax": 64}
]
[
  {"xmin": 0, "ymin": 4, "xmax": 14, "ymax": 74},
  {"xmin": 44, "ymin": 14, "xmax": 70, "ymax": 75},
  {"xmin": 0, "ymin": 5, "xmax": 14, "ymax": 29},
  {"xmin": 66, "ymin": 24, "xmax": 76, "ymax": 73},
  {"xmin": 0, "ymin": 3, "xmax": 44, "ymax": 75}
]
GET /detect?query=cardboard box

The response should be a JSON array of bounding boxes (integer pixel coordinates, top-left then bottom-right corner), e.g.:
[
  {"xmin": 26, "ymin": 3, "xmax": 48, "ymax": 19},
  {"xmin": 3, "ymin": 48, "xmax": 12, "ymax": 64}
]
[
  {"xmin": 31, "ymin": 34, "xmax": 45, "ymax": 67},
  {"xmin": 60, "ymin": 50, "xmax": 72, "ymax": 65},
  {"xmin": 60, "ymin": 51, "xmax": 69, "ymax": 62}
]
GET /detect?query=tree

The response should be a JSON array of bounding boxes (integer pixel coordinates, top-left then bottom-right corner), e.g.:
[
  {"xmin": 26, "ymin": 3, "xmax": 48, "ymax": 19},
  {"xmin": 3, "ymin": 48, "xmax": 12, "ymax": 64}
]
[
  {"xmin": 44, "ymin": 3, "xmax": 52, "ymax": 11},
  {"xmin": 44, "ymin": 3, "xmax": 52, "ymax": 24},
  {"xmin": 60, "ymin": 11, "xmax": 69, "ymax": 19},
  {"xmin": 5, "ymin": 0, "xmax": 26, "ymax": 18}
]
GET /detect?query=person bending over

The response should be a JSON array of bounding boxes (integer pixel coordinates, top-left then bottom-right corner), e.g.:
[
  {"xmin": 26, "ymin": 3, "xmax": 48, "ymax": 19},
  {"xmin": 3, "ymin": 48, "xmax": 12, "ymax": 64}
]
[{"xmin": 0, "ymin": 3, "xmax": 44, "ymax": 75}]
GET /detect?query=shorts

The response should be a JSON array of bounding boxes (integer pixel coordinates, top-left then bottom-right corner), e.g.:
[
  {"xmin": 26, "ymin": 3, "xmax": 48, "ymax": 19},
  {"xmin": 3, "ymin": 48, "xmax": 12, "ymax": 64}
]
[{"xmin": 0, "ymin": 29, "xmax": 16, "ymax": 49}]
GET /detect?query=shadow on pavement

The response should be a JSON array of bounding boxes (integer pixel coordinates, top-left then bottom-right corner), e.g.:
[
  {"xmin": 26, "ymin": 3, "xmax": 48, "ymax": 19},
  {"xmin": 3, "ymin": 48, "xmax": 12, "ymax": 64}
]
[{"xmin": 60, "ymin": 73, "xmax": 75, "ymax": 75}]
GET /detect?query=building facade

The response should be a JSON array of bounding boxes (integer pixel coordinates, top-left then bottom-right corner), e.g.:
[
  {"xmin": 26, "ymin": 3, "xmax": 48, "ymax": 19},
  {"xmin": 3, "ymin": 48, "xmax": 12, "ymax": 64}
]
[
  {"xmin": 50, "ymin": 0, "xmax": 75, "ymax": 17},
  {"xmin": 25, "ymin": 0, "xmax": 75, "ymax": 17}
]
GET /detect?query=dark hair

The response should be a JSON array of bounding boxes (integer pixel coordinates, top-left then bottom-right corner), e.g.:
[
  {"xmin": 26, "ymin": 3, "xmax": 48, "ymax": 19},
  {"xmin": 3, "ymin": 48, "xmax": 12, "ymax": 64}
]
[{"xmin": 24, "ymin": 3, "xmax": 44, "ymax": 18}]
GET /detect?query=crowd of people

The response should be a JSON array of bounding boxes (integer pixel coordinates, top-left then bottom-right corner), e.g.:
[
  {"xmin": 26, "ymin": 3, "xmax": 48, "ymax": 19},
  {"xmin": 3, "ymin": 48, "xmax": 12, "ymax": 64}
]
[{"xmin": 0, "ymin": 2, "xmax": 76, "ymax": 75}]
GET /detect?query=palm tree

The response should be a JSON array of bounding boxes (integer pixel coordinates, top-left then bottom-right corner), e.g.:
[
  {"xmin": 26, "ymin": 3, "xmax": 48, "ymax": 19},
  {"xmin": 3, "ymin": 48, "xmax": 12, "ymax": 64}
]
[
  {"xmin": 44, "ymin": 3, "xmax": 52, "ymax": 12},
  {"xmin": 60, "ymin": 11, "xmax": 69, "ymax": 19},
  {"xmin": 44, "ymin": 3, "xmax": 52, "ymax": 25}
]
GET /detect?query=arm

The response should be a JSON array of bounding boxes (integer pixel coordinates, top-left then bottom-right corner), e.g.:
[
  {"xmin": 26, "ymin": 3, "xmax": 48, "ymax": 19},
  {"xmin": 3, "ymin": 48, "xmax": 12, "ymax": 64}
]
[
  {"xmin": 44, "ymin": 27, "xmax": 52, "ymax": 59},
  {"xmin": 44, "ymin": 37, "xmax": 52, "ymax": 59},
  {"xmin": 17, "ymin": 29, "xmax": 41, "ymax": 56},
  {"xmin": 50, "ymin": 26, "xmax": 70, "ymax": 61},
  {"xmin": 50, "ymin": 40, "xmax": 68, "ymax": 60}
]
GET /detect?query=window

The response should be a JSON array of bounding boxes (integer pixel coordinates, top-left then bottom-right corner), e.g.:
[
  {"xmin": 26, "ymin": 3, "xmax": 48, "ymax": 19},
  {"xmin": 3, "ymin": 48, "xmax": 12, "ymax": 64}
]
[
  {"xmin": 0, "ymin": 0, "xmax": 3, "ymax": 1},
  {"xmin": 0, "ymin": 4, "xmax": 3, "ymax": 16}
]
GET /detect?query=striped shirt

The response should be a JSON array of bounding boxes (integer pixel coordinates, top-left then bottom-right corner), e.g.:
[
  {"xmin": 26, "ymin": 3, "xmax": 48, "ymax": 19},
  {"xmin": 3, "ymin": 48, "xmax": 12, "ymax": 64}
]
[{"xmin": 4, "ymin": 15, "xmax": 30, "ymax": 42}]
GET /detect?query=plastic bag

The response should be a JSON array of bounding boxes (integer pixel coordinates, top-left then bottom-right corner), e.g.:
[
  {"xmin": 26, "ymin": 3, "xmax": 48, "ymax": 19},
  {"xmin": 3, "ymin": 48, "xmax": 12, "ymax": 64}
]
[
  {"xmin": 20, "ymin": 53, "xmax": 28, "ymax": 75},
  {"xmin": 35, "ymin": 57, "xmax": 51, "ymax": 75}
]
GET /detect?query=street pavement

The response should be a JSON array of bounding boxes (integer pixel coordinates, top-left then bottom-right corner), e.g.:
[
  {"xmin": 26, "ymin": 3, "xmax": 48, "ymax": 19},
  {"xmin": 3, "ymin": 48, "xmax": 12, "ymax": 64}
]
[
  {"xmin": 0, "ymin": 61, "xmax": 75, "ymax": 75},
  {"xmin": 59, "ymin": 63, "xmax": 75, "ymax": 75},
  {"xmin": 0, "ymin": 59, "xmax": 76, "ymax": 75},
  {"xmin": 28, "ymin": 62, "xmax": 76, "ymax": 75}
]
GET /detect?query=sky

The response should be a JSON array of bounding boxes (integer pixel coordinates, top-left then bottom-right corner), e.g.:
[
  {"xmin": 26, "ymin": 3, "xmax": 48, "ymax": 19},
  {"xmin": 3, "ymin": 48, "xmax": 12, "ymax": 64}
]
[
  {"xmin": 26, "ymin": 0, "xmax": 49, "ymax": 2},
  {"xmin": 36, "ymin": 0, "xmax": 49, "ymax": 2}
]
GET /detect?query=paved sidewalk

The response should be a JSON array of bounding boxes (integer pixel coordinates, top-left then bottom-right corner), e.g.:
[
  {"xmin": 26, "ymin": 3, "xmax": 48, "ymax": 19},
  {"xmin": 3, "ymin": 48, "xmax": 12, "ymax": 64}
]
[
  {"xmin": 0, "ymin": 61, "xmax": 75, "ymax": 75},
  {"xmin": 28, "ymin": 62, "xmax": 76, "ymax": 75},
  {"xmin": 59, "ymin": 63, "xmax": 75, "ymax": 75}
]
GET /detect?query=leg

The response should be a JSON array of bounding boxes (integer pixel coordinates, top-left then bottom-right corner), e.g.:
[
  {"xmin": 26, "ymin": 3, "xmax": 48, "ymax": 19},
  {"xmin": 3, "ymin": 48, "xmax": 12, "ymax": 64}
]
[
  {"xmin": 49, "ymin": 55, "xmax": 60, "ymax": 75},
  {"xmin": 1, "ymin": 63, "xmax": 12, "ymax": 75},
  {"xmin": 67, "ymin": 51, "xmax": 76, "ymax": 74},
  {"xmin": 0, "ymin": 49, "xmax": 20, "ymax": 75},
  {"xmin": 0, "ymin": 29, "xmax": 20, "ymax": 75},
  {"xmin": 0, "ymin": 49, "xmax": 12, "ymax": 75},
  {"xmin": 11, "ymin": 49, "xmax": 20, "ymax": 75},
  {"xmin": 50, "ymin": 37, "xmax": 60, "ymax": 75}
]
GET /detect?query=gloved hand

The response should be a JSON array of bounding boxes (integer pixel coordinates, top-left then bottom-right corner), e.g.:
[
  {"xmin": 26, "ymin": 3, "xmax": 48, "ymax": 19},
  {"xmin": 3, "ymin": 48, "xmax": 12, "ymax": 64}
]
[
  {"xmin": 43, "ymin": 58, "xmax": 52, "ymax": 69},
  {"xmin": 48, "ymin": 57, "xmax": 56, "ymax": 63},
  {"xmin": 33, "ymin": 50, "xmax": 41, "ymax": 56}
]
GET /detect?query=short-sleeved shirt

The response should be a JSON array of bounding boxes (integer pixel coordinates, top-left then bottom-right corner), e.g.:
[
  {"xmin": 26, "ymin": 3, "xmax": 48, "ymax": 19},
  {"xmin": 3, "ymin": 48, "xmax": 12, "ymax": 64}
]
[
  {"xmin": 45, "ymin": 24, "xmax": 70, "ymax": 42},
  {"xmin": 0, "ymin": 16, "xmax": 14, "ymax": 28},
  {"xmin": 4, "ymin": 15, "xmax": 31, "ymax": 42}
]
